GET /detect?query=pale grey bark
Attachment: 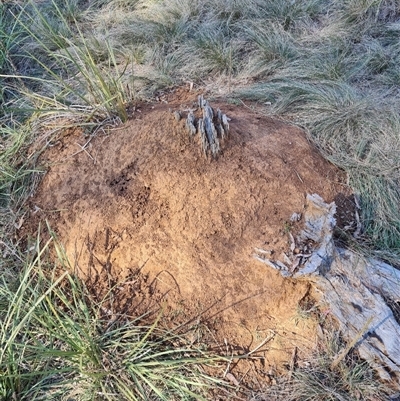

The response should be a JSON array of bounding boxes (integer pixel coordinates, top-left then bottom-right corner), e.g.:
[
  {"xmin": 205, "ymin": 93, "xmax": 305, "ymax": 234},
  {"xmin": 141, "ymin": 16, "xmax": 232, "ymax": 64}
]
[{"xmin": 255, "ymin": 194, "xmax": 400, "ymax": 387}]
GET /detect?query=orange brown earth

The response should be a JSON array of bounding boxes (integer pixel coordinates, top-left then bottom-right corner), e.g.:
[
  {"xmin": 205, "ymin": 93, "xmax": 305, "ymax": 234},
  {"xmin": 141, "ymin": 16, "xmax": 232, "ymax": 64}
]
[{"xmin": 24, "ymin": 89, "xmax": 355, "ymax": 388}]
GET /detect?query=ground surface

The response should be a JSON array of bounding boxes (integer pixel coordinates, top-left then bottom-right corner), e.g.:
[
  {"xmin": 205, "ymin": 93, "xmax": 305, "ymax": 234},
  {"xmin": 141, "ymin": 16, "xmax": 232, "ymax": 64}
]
[{"xmin": 25, "ymin": 88, "xmax": 355, "ymax": 388}]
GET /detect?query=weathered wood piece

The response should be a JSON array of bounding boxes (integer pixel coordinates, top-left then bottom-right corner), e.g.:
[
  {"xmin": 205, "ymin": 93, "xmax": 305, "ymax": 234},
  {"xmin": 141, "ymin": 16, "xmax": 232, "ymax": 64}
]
[
  {"xmin": 255, "ymin": 193, "xmax": 400, "ymax": 387},
  {"xmin": 173, "ymin": 110, "xmax": 182, "ymax": 121},
  {"xmin": 197, "ymin": 118, "xmax": 208, "ymax": 156},
  {"xmin": 203, "ymin": 103, "xmax": 220, "ymax": 158},
  {"xmin": 181, "ymin": 95, "xmax": 230, "ymax": 158},
  {"xmin": 186, "ymin": 111, "xmax": 196, "ymax": 137},
  {"xmin": 222, "ymin": 113, "xmax": 230, "ymax": 136},
  {"xmin": 215, "ymin": 108, "xmax": 225, "ymax": 139},
  {"xmin": 198, "ymin": 94, "xmax": 206, "ymax": 109}
]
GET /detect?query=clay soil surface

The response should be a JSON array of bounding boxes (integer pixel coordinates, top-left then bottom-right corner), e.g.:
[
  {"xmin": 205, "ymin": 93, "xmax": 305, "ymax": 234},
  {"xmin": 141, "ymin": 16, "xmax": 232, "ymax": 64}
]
[{"xmin": 25, "ymin": 88, "xmax": 355, "ymax": 389}]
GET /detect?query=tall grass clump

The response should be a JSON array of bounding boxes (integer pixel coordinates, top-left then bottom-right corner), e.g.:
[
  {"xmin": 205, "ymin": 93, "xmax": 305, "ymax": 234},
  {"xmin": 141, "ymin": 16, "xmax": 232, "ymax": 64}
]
[
  {"xmin": 0, "ymin": 124, "xmax": 34, "ymax": 207},
  {"xmin": 0, "ymin": 122, "xmax": 43, "ymax": 263},
  {"xmin": 0, "ymin": 235, "xmax": 226, "ymax": 400},
  {"xmin": 245, "ymin": 23, "xmax": 299, "ymax": 77},
  {"xmin": 192, "ymin": 26, "xmax": 238, "ymax": 76},
  {"xmin": 2, "ymin": 0, "xmax": 136, "ymax": 123},
  {"xmin": 0, "ymin": 3, "xmax": 28, "ymax": 118}
]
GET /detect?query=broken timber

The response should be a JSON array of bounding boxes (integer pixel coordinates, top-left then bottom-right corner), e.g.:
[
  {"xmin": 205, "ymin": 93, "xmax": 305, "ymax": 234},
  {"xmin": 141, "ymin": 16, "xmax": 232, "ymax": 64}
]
[
  {"xmin": 255, "ymin": 194, "xmax": 400, "ymax": 388},
  {"xmin": 182, "ymin": 95, "xmax": 230, "ymax": 158}
]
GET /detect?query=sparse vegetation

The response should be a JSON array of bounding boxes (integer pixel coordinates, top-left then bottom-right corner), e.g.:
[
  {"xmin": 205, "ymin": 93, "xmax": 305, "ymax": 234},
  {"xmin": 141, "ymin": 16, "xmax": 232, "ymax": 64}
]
[
  {"xmin": 1, "ymin": 0, "xmax": 400, "ymax": 399},
  {"xmin": 251, "ymin": 321, "xmax": 389, "ymax": 401}
]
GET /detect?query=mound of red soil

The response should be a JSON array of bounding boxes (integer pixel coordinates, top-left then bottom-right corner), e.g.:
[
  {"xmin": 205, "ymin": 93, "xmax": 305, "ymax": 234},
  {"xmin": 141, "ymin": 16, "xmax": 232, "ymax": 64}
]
[{"xmin": 26, "ymin": 91, "xmax": 354, "ymax": 384}]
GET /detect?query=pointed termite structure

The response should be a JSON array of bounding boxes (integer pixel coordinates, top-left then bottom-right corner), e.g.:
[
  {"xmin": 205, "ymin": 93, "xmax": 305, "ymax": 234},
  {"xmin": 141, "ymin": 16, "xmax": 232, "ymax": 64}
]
[{"xmin": 182, "ymin": 95, "xmax": 230, "ymax": 159}]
